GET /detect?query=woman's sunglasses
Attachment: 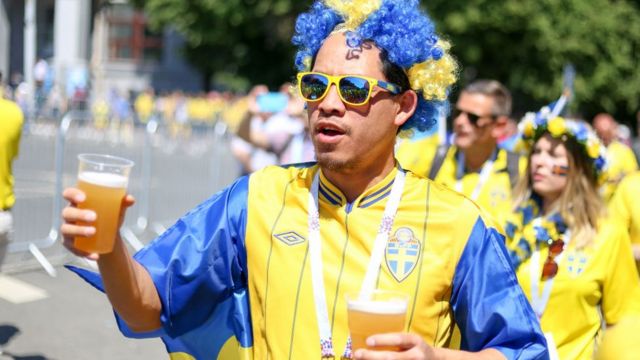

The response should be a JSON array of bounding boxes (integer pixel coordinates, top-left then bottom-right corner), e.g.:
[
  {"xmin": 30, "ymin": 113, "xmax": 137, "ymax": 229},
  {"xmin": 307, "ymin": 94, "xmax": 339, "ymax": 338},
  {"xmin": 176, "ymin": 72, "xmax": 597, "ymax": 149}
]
[
  {"xmin": 541, "ymin": 237, "xmax": 565, "ymax": 280},
  {"xmin": 296, "ymin": 71, "xmax": 401, "ymax": 106}
]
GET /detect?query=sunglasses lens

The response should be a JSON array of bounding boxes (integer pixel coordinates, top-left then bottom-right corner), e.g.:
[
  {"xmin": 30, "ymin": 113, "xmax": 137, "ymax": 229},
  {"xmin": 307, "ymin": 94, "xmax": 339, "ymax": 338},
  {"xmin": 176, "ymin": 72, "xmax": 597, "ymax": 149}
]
[
  {"xmin": 339, "ymin": 76, "xmax": 370, "ymax": 104},
  {"xmin": 453, "ymin": 109, "xmax": 483, "ymax": 125},
  {"xmin": 549, "ymin": 239, "xmax": 565, "ymax": 256},
  {"xmin": 468, "ymin": 113, "xmax": 480, "ymax": 124},
  {"xmin": 541, "ymin": 259, "xmax": 559, "ymax": 280},
  {"xmin": 300, "ymin": 74, "xmax": 329, "ymax": 101}
]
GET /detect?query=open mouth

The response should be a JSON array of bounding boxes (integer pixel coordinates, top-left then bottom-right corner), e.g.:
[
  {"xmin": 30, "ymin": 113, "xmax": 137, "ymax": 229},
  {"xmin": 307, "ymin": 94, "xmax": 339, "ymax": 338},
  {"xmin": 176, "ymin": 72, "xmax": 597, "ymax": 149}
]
[
  {"xmin": 319, "ymin": 127, "xmax": 344, "ymax": 136},
  {"xmin": 314, "ymin": 121, "xmax": 347, "ymax": 142}
]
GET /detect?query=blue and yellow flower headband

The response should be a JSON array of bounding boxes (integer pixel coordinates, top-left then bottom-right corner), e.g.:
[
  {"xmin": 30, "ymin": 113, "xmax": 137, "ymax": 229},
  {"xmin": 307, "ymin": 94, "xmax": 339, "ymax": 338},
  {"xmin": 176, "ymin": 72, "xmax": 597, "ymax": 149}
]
[
  {"xmin": 518, "ymin": 107, "xmax": 608, "ymax": 183},
  {"xmin": 292, "ymin": 0, "xmax": 458, "ymax": 136}
]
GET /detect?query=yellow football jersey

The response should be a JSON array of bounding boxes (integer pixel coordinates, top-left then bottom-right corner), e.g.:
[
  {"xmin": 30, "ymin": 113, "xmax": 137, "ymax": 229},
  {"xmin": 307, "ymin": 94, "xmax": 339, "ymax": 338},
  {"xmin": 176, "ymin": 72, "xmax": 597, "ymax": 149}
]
[
  {"xmin": 431, "ymin": 146, "xmax": 527, "ymax": 227},
  {"xmin": 513, "ymin": 217, "xmax": 640, "ymax": 359},
  {"xmin": 602, "ymin": 141, "xmax": 638, "ymax": 201},
  {"xmin": 75, "ymin": 164, "xmax": 548, "ymax": 359},
  {"xmin": 609, "ymin": 171, "xmax": 640, "ymax": 273},
  {"xmin": 395, "ymin": 134, "xmax": 440, "ymax": 177},
  {"xmin": 0, "ymin": 98, "xmax": 24, "ymax": 210}
]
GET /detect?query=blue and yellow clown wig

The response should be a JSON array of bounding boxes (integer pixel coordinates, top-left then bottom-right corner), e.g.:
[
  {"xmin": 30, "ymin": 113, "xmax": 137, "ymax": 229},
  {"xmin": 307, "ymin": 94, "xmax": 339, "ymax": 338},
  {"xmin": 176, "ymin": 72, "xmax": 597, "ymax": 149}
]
[{"xmin": 292, "ymin": 0, "xmax": 458, "ymax": 136}]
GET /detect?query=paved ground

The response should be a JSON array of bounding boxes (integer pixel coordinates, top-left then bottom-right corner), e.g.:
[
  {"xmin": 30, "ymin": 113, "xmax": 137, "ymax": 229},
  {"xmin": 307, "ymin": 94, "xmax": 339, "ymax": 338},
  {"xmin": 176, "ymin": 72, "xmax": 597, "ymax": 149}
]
[
  {"xmin": 0, "ymin": 119, "xmax": 241, "ymax": 359},
  {"xmin": 0, "ymin": 264, "xmax": 166, "ymax": 360}
]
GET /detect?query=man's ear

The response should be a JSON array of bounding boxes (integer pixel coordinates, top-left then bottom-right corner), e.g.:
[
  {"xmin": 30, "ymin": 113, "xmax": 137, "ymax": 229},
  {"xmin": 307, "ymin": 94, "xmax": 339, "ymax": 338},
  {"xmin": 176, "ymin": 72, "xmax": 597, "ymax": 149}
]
[
  {"xmin": 394, "ymin": 90, "xmax": 418, "ymax": 127},
  {"xmin": 491, "ymin": 115, "xmax": 509, "ymax": 139}
]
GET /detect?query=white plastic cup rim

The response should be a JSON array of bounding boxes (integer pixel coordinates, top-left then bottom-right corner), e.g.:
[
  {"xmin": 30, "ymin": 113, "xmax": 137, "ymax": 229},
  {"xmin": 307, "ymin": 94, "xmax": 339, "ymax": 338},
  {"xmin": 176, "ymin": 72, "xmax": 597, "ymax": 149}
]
[{"xmin": 77, "ymin": 153, "xmax": 135, "ymax": 169}]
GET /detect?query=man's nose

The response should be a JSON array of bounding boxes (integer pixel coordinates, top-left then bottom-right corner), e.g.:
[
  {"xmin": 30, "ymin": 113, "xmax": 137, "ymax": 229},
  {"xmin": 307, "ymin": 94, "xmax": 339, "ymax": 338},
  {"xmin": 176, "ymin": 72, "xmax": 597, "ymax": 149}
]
[
  {"xmin": 453, "ymin": 112, "xmax": 468, "ymax": 128},
  {"xmin": 318, "ymin": 85, "xmax": 346, "ymax": 116}
]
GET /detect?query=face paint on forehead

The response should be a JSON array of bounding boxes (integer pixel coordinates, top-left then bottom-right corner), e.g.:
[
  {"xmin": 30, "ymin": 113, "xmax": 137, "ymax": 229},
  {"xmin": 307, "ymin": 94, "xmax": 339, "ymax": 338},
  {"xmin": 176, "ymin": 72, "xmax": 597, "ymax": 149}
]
[{"xmin": 344, "ymin": 31, "xmax": 373, "ymax": 60}]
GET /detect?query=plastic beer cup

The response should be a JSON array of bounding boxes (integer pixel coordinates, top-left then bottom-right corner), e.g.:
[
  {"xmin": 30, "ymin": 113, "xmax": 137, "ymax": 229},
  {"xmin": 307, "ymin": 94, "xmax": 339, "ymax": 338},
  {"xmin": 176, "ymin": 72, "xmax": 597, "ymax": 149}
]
[
  {"xmin": 74, "ymin": 154, "xmax": 134, "ymax": 254},
  {"xmin": 346, "ymin": 290, "xmax": 409, "ymax": 351}
]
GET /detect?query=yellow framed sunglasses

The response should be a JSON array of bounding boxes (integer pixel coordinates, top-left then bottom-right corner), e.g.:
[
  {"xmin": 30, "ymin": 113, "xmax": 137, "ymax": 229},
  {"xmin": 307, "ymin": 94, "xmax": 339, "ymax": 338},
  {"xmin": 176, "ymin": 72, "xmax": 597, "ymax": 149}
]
[{"xmin": 296, "ymin": 71, "xmax": 401, "ymax": 106}]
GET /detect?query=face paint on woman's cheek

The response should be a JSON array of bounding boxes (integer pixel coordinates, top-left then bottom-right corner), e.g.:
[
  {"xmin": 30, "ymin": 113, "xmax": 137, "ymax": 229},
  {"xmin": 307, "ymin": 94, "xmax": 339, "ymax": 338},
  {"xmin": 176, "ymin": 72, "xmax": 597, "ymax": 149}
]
[{"xmin": 551, "ymin": 165, "xmax": 569, "ymax": 177}]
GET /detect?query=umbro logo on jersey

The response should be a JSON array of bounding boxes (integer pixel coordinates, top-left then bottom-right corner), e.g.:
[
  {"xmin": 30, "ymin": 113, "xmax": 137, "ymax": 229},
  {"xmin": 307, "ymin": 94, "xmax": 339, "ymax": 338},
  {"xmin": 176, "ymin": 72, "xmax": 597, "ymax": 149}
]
[{"xmin": 274, "ymin": 231, "xmax": 306, "ymax": 246}]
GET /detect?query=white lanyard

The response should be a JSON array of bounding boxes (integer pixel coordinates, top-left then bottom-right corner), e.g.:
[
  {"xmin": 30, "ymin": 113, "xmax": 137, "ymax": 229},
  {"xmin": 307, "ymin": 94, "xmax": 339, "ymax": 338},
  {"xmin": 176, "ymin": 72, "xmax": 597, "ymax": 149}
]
[
  {"xmin": 529, "ymin": 223, "xmax": 571, "ymax": 318},
  {"xmin": 308, "ymin": 168, "xmax": 406, "ymax": 358},
  {"xmin": 455, "ymin": 159, "xmax": 495, "ymax": 201}
]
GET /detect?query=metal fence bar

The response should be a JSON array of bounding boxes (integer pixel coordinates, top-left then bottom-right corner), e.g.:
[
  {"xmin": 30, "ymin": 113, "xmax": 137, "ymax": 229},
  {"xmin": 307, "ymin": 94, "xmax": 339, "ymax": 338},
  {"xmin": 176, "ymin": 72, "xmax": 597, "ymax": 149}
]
[
  {"xmin": 7, "ymin": 109, "xmax": 241, "ymax": 275},
  {"xmin": 8, "ymin": 110, "xmax": 91, "ymax": 276},
  {"xmin": 134, "ymin": 116, "xmax": 158, "ymax": 232},
  {"xmin": 116, "ymin": 115, "xmax": 160, "ymax": 251}
]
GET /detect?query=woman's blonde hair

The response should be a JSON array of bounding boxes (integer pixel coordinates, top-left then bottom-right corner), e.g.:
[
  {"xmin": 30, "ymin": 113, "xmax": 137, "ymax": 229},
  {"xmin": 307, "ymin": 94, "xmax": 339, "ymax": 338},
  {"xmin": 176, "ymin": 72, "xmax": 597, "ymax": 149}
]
[{"xmin": 512, "ymin": 133, "xmax": 605, "ymax": 248}]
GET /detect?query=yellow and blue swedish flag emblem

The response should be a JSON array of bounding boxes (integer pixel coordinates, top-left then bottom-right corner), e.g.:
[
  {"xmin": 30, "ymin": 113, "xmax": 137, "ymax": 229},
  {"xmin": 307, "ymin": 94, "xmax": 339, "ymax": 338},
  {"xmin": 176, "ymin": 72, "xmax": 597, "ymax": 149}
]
[{"xmin": 385, "ymin": 227, "xmax": 421, "ymax": 282}]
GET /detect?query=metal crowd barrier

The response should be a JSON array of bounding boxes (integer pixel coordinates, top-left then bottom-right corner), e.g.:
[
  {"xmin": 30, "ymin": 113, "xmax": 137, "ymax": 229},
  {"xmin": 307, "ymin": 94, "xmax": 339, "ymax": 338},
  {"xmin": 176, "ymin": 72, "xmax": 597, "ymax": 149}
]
[
  {"xmin": 7, "ymin": 111, "xmax": 237, "ymax": 276},
  {"xmin": 8, "ymin": 110, "xmax": 88, "ymax": 276}
]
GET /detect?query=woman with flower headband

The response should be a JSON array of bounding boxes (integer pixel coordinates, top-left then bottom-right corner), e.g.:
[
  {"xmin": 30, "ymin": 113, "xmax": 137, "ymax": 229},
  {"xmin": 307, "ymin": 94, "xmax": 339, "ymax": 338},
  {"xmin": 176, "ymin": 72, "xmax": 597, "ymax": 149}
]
[{"xmin": 506, "ymin": 110, "xmax": 640, "ymax": 359}]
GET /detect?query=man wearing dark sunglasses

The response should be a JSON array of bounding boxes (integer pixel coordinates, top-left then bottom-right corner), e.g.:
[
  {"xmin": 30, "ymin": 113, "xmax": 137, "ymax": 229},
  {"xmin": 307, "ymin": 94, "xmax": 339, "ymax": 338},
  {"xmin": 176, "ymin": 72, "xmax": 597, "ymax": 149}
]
[
  {"xmin": 60, "ymin": 1, "xmax": 547, "ymax": 360},
  {"xmin": 426, "ymin": 80, "xmax": 526, "ymax": 226}
]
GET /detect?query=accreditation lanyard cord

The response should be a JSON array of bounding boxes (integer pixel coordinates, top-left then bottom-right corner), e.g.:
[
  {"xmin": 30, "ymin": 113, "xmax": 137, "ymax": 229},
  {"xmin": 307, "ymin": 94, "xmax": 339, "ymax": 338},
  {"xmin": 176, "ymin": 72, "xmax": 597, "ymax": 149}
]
[
  {"xmin": 454, "ymin": 152, "xmax": 495, "ymax": 201},
  {"xmin": 308, "ymin": 169, "xmax": 406, "ymax": 358},
  {"xmin": 529, "ymin": 221, "xmax": 571, "ymax": 318}
]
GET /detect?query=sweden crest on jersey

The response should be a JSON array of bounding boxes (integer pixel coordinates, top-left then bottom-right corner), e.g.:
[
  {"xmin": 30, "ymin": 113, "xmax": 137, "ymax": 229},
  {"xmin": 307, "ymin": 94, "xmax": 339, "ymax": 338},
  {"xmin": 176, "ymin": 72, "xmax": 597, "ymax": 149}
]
[{"xmin": 385, "ymin": 227, "xmax": 421, "ymax": 282}]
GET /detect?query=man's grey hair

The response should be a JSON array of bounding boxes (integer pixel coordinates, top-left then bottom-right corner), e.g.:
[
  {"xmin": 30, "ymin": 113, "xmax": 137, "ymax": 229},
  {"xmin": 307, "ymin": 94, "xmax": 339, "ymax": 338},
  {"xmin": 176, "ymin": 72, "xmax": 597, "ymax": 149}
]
[{"xmin": 463, "ymin": 79, "xmax": 512, "ymax": 117}]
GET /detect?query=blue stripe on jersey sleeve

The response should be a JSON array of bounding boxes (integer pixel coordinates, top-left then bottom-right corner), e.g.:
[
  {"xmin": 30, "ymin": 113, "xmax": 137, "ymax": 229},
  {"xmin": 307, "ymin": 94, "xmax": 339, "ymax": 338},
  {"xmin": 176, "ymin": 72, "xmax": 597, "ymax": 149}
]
[
  {"xmin": 451, "ymin": 217, "xmax": 549, "ymax": 359},
  {"xmin": 132, "ymin": 175, "xmax": 251, "ymax": 340},
  {"xmin": 68, "ymin": 175, "xmax": 252, "ymax": 356}
]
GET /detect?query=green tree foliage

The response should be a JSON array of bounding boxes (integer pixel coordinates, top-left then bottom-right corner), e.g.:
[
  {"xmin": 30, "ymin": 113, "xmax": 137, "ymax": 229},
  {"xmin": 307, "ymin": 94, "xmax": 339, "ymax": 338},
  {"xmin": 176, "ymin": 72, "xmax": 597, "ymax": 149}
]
[
  {"xmin": 130, "ymin": 0, "xmax": 312, "ymax": 91},
  {"xmin": 133, "ymin": 0, "xmax": 640, "ymax": 124},
  {"xmin": 424, "ymin": 0, "xmax": 640, "ymax": 123}
]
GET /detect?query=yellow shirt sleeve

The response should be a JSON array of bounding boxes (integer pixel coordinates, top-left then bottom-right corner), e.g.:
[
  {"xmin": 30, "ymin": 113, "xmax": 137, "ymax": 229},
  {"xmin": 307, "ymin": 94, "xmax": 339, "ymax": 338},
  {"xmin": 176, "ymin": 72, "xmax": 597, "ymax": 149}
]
[
  {"xmin": 600, "ymin": 219, "xmax": 640, "ymax": 324},
  {"xmin": 395, "ymin": 135, "xmax": 440, "ymax": 178}
]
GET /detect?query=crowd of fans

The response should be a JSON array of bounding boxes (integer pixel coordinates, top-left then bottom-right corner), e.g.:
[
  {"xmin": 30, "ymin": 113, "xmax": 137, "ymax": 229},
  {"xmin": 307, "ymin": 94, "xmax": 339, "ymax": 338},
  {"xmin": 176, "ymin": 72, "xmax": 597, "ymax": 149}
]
[{"xmin": 4, "ymin": 59, "xmax": 640, "ymax": 358}]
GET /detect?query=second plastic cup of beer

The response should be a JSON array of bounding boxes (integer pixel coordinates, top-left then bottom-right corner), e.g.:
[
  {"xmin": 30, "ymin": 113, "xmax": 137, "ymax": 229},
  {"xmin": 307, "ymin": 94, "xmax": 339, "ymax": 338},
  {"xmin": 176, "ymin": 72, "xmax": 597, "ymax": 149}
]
[
  {"xmin": 74, "ymin": 153, "xmax": 134, "ymax": 254},
  {"xmin": 346, "ymin": 290, "xmax": 409, "ymax": 352}
]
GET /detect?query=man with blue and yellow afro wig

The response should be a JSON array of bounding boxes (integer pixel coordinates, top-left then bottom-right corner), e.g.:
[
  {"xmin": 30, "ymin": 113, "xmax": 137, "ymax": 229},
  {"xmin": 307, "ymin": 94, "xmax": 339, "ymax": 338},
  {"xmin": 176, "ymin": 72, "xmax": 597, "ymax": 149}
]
[
  {"xmin": 62, "ymin": 1, "xmax": 548, "ymax": 360},
  {"xmin": 294, "ymin": 0, "xmax": 457, "ymax": 137}
]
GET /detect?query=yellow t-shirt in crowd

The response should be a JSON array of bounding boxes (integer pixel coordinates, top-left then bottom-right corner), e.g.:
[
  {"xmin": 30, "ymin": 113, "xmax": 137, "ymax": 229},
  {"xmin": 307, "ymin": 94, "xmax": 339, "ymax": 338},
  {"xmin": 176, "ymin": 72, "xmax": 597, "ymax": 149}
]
[
  {"xmin": 512, "ymin": 217, "xmax": 640, "ymax": 359},
  {"xmin": 602, "ymin": 141, "xmax": 638, "ymax": 201},
  {"xmin": 595, "ymin": 316, "xmax": 640, "ymax": 360},
  {"xmin": 395, "ymin": 134, "xmax": 440, "ymax": 177},
  {"xmin": 609, "ymin": 171, "xmax": 640, "ymax": 273},
  {"xmin": 0, "ymin": 98, "xmax": 24, "ymax": 210},
  {"xmin": 134, "ymin": 93, "xmax": 154, "ymax": 123},
  {"xmin": 431, "ymin": 146, "xmax": 527, "ymax": 227}
]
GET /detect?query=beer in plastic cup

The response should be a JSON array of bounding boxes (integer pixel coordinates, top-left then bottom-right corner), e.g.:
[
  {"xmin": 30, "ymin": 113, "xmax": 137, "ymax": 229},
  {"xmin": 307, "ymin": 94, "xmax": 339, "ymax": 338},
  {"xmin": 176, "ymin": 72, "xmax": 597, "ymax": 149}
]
[
  {"xmin": 346, "ymin": 290, "xmax": 408, "ymax": 351},
  {"xmin": 74, "ymin": 154, "xmax": 134, "ymax": 254}
]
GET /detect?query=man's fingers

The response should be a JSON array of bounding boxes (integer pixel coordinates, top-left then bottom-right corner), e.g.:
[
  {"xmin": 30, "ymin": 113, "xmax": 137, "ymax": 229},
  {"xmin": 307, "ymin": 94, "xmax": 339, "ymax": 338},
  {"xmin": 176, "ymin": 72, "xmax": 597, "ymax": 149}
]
[
  {"xmin": 122, "ymin": 194, "xmax": 135, "ymax": 208},
  {"xmin": 353, "ymin": 348, "xmax": 399, "ymax": 360},
  {"xmin": 62, "ymin": 207, "xmax": 97, "ymax": 223},
  {"xmin": 366, "ymin": 333, "xmax": 420, "ymax": 349},
  {"xmin": 62, "ymin": 237, "xmax": 99, "ymax": 261},
  {"xmin": 61, "ymin": 223, "xmax": 96, "ymax": 238},
  {"xmin": 353, "ymin": 333, "xmax": 429, "ymax": 360},
  {"xmin": 62, "ymin": 187, "xmax": 85, "ymax": 204}
]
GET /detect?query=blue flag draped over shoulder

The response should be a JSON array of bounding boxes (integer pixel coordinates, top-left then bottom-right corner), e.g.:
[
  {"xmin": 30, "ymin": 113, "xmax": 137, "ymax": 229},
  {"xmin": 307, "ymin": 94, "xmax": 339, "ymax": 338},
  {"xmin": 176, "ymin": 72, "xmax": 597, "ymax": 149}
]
[{"xmin": 67, "ymin": 265, "xmax": 253, "ymax": 360}]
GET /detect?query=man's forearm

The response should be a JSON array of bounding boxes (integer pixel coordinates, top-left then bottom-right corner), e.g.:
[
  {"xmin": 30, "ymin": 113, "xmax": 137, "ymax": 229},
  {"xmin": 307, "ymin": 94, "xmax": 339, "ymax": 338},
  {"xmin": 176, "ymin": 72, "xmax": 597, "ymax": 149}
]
[{"xmin": 97, "ymin": 234, "xmax": 162, "ymax": 332}]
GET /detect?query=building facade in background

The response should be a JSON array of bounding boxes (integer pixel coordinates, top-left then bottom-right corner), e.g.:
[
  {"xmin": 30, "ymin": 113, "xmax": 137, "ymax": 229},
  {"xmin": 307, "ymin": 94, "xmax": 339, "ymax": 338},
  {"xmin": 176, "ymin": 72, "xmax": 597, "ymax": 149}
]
[{"xmin": 0, "ymin": 0, "xmax": 202, "ymax": 115}]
